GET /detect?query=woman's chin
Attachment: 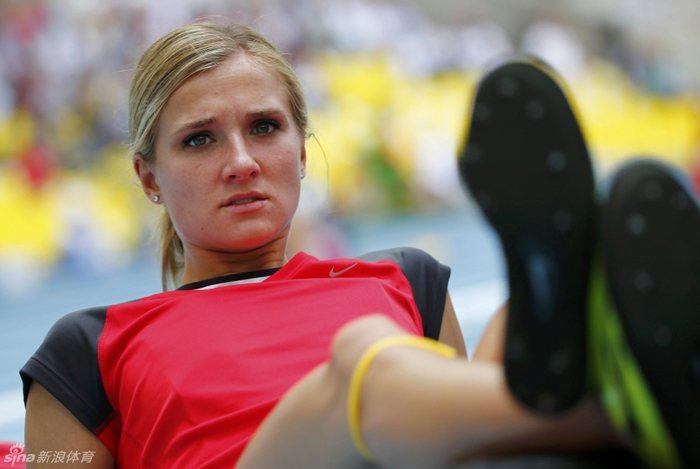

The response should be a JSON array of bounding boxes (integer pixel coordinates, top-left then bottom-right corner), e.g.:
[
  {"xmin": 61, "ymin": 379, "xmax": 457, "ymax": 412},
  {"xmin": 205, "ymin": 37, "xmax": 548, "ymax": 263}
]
[{"xmin": 217, "ymin": 232, "xmax": 289, "ymax": 254}]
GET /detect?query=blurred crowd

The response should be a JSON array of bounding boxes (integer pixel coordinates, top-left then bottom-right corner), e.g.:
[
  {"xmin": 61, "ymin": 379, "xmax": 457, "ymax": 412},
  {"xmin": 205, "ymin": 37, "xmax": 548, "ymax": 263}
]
[{"xmin": 1, "ymin": 0, "xmax": 699, "ymax": 293}]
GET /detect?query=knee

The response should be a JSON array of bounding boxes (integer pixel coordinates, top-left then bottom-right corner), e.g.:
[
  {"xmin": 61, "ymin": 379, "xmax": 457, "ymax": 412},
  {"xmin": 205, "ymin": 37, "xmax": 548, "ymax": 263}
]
[{"xmin": 329, "ymin": 314, "xmax": 407, "ymax": 384}]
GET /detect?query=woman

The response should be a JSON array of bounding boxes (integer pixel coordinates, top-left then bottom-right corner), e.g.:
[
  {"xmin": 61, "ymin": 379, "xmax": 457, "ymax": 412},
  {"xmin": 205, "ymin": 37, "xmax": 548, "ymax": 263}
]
[
  {"xmin": 21, "ymin": 22, "xmax": 698, "ymax": 469},
  {"xmin": 21, "ymin": 22, "xmax": 467, "ymax": 468}
]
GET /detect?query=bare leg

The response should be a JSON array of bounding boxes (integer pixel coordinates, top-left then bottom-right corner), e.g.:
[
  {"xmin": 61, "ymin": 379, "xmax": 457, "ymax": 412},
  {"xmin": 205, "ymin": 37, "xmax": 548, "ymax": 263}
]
[
  {"xmin": 238, "ymin": 314, "xmax": 618, "ymax": 469},
  {"xmin": 340, "ymin": 316, "xmax": 618, "ymax": 468}
]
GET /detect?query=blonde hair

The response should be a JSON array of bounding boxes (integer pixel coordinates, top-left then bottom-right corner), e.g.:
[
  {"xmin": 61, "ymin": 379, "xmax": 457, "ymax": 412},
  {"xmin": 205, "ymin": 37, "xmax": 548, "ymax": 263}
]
[{"xmin": 128, "ymin": 22, "xmax": 309, "ymax": 290}]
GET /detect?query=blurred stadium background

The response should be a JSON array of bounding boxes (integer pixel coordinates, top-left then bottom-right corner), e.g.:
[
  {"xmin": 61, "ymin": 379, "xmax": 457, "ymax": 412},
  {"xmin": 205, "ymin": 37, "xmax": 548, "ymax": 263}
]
[{"xmin": 2, "ymin": 0, "xmax": 700, "ymax": 444}]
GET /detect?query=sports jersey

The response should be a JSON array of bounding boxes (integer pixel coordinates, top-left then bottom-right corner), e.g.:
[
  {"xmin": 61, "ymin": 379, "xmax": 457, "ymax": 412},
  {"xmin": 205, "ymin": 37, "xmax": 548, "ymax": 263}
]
[{"xmin": 20, "ymin": 247, "xmax": 450, "ymax": 468}]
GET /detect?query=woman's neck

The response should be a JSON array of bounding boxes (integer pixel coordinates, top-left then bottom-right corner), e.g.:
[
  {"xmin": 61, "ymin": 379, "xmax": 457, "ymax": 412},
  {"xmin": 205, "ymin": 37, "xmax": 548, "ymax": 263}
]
[{"xmin": 180, "ymin": 238, "xmax": 288, "ymax": 286}]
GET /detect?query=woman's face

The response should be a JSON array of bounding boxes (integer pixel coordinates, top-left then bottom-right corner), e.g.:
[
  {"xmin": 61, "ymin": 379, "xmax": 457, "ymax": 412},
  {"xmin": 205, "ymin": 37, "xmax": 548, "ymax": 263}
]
[{"xmin": 137, "ymin": 54, "xmax": 306, "ymax": 254}]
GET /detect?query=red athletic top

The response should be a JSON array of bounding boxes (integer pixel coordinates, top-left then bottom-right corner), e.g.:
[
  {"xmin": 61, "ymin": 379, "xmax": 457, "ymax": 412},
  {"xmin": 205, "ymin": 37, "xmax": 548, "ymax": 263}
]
[{"xmin": 21, "ymin": 248, "xmax": 450, "ymax": 468}]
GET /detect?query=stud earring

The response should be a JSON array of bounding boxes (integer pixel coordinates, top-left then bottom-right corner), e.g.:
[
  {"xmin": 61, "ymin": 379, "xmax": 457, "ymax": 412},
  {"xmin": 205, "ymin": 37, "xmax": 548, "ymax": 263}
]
[
  {"xmin": 153, "ymin": 195, "xmax": 160, "ymax": 203},
  {"xmin": 300, "ymin": 169, "xmax": 306, "ymax": 179}
]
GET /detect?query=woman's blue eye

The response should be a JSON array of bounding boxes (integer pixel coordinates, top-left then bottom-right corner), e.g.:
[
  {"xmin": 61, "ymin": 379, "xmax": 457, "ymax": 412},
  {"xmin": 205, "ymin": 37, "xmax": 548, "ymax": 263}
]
[
  {"xmin": 184, "ymin": 134, "xmax": 211, "ymax": 147},
  {"xmin": 253, "ymin": 120, "xmax": 279, "ymax": 135}
]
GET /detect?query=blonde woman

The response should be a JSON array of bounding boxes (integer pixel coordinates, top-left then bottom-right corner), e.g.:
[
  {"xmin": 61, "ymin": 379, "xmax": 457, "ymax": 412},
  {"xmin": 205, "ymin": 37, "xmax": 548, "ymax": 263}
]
[{"xmin": 21, "ymin": 22, "xmax": 699, "ymax": 469}]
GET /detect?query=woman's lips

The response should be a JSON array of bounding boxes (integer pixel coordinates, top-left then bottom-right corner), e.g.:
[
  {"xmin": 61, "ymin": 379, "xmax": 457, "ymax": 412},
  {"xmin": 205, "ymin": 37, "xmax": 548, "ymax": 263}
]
[{"xmin": 222, "ymin": 198, "xmax": 267, "ymax": 213}]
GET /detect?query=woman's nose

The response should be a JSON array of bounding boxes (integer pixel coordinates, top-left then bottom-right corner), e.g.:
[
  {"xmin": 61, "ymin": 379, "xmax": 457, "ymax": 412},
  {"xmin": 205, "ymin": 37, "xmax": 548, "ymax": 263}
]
[{"xmin": 222, "ymin": 136, "xmax": 261, "ymax": 182}]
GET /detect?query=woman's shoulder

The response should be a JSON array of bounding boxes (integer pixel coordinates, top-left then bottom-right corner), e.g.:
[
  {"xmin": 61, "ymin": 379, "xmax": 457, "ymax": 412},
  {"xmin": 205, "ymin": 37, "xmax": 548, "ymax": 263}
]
[
  {"xmin": 355, "ymin": 247, "xmax": 451, "ymax": 340},
  {"xmin": 45, "ymin": 305, "xmax": 110, "ymax": 338},
  {"xmin": 21, "ymin": 305, "xmax": 111, "ymax": 380},
  {"xmin": 356, "ymin": 246, "xmax": 448, "ymax": 271},
  {"xmin": 20, "ymin": 305, "xmax": 114, "ymax": 427}
]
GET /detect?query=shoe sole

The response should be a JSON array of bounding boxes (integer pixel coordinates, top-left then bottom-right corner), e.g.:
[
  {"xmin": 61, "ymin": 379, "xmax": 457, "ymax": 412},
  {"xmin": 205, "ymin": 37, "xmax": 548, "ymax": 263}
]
[
  {"xmin": 591, "ymin": 160, "xmax": 700, "ymax": 468},
  {"xmin": 458, "ymin": 58, "xmax": 595, "ymax": 414}
]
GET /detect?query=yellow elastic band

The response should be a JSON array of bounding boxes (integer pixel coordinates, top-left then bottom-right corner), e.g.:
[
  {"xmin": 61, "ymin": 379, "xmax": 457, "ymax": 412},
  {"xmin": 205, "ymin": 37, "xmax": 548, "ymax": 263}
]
[{"xmin": 347, "ymin": 335, "xmax": 458, "ymax": 461}]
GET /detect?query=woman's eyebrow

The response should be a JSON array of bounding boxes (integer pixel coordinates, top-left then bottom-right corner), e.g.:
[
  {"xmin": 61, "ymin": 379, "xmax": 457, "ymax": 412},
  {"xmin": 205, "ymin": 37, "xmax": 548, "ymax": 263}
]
[
  {"xmin": 171, "ymin": 117, "xmax": 217, "ymax": 137},
  {"xmin": 247, "ymin": 107, "xmax": 285, "ymax": 119}
]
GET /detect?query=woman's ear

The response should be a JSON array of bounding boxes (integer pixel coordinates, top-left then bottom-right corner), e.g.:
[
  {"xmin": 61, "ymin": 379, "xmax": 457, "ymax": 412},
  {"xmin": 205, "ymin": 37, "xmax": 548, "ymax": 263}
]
[
  {"xmin": 133, "ymin": 154, "xmax": 160, "ymax": 200},
  {"xmin": 300, "ymin": 145, "xmax": 307, "ymax": 178}
]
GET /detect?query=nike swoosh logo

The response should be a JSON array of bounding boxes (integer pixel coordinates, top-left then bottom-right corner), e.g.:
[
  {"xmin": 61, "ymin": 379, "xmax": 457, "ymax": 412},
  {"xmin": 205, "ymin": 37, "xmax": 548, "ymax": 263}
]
[{"xmin": 329, "ymin": 263, "xmax": 358, "ymax": 278}]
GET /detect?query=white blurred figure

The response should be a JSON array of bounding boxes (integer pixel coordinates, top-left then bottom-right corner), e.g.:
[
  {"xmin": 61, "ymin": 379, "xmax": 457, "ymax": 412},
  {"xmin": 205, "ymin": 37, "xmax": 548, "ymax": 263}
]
[
  {"xmin": 521, "ymin": 18, "xmax": 586, "ymax": 81},
  {"xmin": 413, "ymin": 130, "xmax": 464, "ymax": 207},
  {"xmin": 458, "ymin": 20, "xmax": 513, "ymax": 70},
  {"xmin": 324, "ymin": 0, "xmax": 407, "ymax": 52},
  {"xmin": 56, "ymin": 178, "xmax": 133, "ymax": 274},
  {"xmin": 287, "ymin": 175, "xmax": 349, "ymax": 261}
]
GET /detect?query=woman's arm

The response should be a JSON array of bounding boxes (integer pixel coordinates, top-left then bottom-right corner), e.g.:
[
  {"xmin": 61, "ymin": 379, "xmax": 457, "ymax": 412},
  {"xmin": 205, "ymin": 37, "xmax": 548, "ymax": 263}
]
[
  {"xmin": 25, "ymin": 382, "xmax": 115, "ymax": 469},
  {"xmin": 471, "ymin": 302, "xmax": 507, "ymax": 362},
  {"xmin": 438, "ymin": 293, "xmax": 468, "ymax": 358}
]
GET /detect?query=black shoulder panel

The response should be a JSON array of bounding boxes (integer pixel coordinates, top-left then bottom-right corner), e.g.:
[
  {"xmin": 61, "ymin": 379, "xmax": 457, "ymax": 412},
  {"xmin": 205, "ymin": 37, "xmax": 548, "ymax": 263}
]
[
  {"xmin": 20, "ymin": 306, "xmax": 114, "ymax": 433},
  {"xmin": 357, "ymin": 247, "xmax": 451, "ymax": 340}
]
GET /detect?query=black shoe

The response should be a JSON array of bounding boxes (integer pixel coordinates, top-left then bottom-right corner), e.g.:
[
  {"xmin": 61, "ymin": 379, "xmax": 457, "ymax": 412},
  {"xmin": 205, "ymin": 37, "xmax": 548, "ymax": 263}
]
[
  {"xmin": 458, "ymin": 57, "xmax": 595, "ymax": 414},
  {"xmin": 589, "ymin": 159, "xmax": 700, "ymax": 469}
]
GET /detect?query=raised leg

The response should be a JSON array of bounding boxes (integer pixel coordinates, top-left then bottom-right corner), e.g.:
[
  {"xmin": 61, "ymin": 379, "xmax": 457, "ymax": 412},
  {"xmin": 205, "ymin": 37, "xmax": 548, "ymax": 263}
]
[
  {"xmin": 590, "ymin": 160, "xmax": 700, "ymax": 468},
  {"xmin": 459, "ymin": 57, "xmax": 595, "ymax": 414}
]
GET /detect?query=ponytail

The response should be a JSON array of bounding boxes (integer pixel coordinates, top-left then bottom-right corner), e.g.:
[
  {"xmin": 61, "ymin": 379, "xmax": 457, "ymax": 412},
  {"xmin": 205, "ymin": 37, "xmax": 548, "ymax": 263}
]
[{"xmin": 159, "ymin": 211, "xmax": 184, "ymax": 290}]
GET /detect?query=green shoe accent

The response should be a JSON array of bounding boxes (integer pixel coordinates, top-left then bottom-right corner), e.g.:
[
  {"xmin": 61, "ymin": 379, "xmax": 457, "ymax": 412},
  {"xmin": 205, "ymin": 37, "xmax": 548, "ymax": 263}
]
[{"xmin": 588, "ymin": 260, "xmax": 682, "ymax": 469}]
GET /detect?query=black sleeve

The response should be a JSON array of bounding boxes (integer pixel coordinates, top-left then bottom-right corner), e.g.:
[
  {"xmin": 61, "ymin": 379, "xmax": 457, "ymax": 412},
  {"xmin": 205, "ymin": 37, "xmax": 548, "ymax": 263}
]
[
  {"xmin": 357, "ymin": 247, "xmax": 451, "ymax": 340},
  {"xmin": 19, "ymin": 306, "xmax": 114, "ymax": 433}
]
